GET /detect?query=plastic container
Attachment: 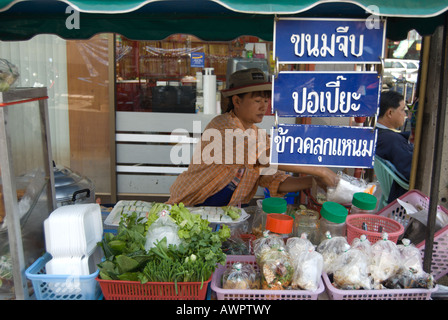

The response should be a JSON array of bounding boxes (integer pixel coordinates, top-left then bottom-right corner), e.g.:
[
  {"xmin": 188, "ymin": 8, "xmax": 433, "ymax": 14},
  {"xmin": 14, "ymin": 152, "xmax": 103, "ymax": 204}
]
[
  {"xmin": 96, "ymin": 276, "xmax": 212, "ymax": 300},
  {"xmin": 346, "ymin": 214, "xmax": 404, "ymax": 244},
  {"xmin": 351, "ymin": 192, "xmax": 378, "ymax": 214},
  {"xmin": 293, "ymin": 208, "xmax": 320, "ymax": 245},
  {"xmin": 265, "ymin": 213, "xmax": 293, "ymax": 238},
  {"xmin": 211, "ymin": 255, "xmax": 324, "ymax": 300},
  {"xmin": 377, "ymin": 189, "xmax": 448, "ymax": 281},
  {"xmin": 258, "ymin": 197, "xmax": 290, "ymax": 237},
  {"xmin": 322, "ymin": 272, "xmax": 437, "ymax": 300},
  {"xmin": 318, "ymin": 202, "xmax": 348, "ymax": 240},
  {"xmin": 25, "ymin": 253, "xmax": 101, "ymax": 300}
]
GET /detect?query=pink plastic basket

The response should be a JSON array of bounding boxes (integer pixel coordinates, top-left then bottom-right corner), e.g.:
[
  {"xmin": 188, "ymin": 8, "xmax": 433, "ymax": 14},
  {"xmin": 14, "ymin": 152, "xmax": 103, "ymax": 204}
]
[
  {"xmin": 377, "ymin": 189, "xmax": 448, "ymax": 280},
  {"xmin": 346, "ymin": 214, "xmax": 404, "ymax": 244},
  {"xmin": 211, "ymin": 255, "xmax": 324, "ymax": 300},
  {"xmin": 322, "ymin": 273, "xmax": 437, "ymax": 300}
]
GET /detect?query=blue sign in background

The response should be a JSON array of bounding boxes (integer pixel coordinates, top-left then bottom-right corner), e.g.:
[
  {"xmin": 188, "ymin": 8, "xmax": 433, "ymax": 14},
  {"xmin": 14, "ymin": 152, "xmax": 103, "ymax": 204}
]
[
  {"xmin": 191, "ymin": 52, "xmax": 205, "ymax": 68},
  {"xmin": 270, "ymin": 124, "xmax": 377, "ymax": 168},
  {"xmin": 274, "ymin": 18, "xmax": 385, "ymax": 63},
  {"xmin": 272, "ymin": 71, "xmax": 381, "ymax": 117}
]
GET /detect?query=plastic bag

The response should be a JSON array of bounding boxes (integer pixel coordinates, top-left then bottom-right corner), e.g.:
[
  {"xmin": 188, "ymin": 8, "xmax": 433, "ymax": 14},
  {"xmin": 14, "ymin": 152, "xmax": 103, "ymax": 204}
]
[
  {"xmin": 258, "ymin": 247, "xmax": 294, "ymax": 290},
  {"xmin": 316, "ymin": 232, "xmax": 349, "ymax": 274},
  {"xmin": 222, "ymin": 262, "xmax": 260, "ymax": 290},
  {"xmin": 291, "ymin": 247, "xmax": 323, "ymax": 291},
  {"xmin": 144, "ymin": 210, "xmax": 182, "ymax": 250},
  {"xmin": 326, "ymin": 172, "xmax": 374, "ymax": 204},
  {"xmin": 0, "ymin": 59, "xmax": 19, "ymax": 92},
  {"xmin": 286, "ymin": 233, "xmax": 314, "ymax": 264},
  {"xmin": 350, "ymin": 234, "xmax": 372, "ymax": 257},
  {"xmin": 332, "ymin": 246, "xmax": 372, "ymax": 290},
  {"xmin": 369, "ymin": 233, "xmax": 401, "ymax": 288},
  {"xmin": 221, "ymin": 228, "xmax": 252, "ymax": 255},
  {"xmin": 253, "ymin": 230, "xmax": 285, "ymax": 263},
  {"xmin": 381, "ymin": 238, "xmax": 434, "ymax": 289}
]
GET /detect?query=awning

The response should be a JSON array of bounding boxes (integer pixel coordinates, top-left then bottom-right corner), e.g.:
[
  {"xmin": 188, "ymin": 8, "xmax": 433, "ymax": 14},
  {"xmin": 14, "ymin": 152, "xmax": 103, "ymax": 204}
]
[{"xmin": 0, "ymin": 0, "xmax": 447, "ymax": 41}]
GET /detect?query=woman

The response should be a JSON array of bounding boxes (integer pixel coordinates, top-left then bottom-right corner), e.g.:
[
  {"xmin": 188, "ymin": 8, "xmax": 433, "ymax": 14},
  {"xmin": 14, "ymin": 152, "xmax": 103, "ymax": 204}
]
[{"xmin": 167, "ymin": 68, "xmax": 338, "ymax": 207}]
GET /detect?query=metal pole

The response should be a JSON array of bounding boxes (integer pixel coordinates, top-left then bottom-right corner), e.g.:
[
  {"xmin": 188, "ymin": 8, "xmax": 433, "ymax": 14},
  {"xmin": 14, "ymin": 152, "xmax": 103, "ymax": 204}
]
[
  {"xmin": 0, "ymin": 107, "xmax": 28, "ymax": 300},
  {"xmin": 423, "ymin": 13, "xmax": 448, "ymax": 273}
]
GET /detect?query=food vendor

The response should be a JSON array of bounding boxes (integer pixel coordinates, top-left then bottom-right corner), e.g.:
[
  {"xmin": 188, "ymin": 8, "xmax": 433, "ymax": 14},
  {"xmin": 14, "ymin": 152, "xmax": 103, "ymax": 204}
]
[{"xmin": 167, "ymin": 68, "xmax": 338, "ymax": 207}]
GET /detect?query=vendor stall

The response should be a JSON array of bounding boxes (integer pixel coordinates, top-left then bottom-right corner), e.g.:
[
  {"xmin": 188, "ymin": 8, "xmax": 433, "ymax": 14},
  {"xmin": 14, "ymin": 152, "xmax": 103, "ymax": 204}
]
[{"xmin": 0, "ymin": 0, "xmax": 447, "ymax": 301}]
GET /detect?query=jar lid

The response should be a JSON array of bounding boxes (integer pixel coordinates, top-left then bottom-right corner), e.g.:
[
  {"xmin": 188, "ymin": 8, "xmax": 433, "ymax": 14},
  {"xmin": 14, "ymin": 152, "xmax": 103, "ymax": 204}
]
[
  {"xmin": 352, "ymin": 192, "xmax": 377, "ymax": 210},
  {"xmin": 262, "ymin": 197, "xmax": 287, "ymax": 213},
  {"xmin": 320, "ymin": 202, "xmax": 348, "ymax": 224},
  {"xmin": 265, "ymin": 213, "xmax": 293, "ymax": 234}
]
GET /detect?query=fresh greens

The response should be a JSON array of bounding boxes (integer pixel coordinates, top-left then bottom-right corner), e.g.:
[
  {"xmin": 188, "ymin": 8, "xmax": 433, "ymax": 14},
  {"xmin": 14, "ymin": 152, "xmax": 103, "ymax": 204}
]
[
  {"xmin": 97, "ymin": 203, "xmax": 230, "ymax": 284},
  {"xmin": 221, "ymin": 206, "xmax": 241, "ymax": 220}
]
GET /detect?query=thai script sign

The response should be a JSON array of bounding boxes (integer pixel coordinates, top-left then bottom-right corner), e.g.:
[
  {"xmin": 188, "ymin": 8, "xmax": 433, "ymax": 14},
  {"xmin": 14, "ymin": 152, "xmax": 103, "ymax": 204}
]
[
  {"xmin": 272, "ymin": 71, "xmax": 381, "ymax": 117},
  {"xmin": 270, "ymin": 124, "xmax": 377, "ymax": 168},
  {"xmin": 274, "ymin": 18, "xmax": 385, "ymax": 64}
]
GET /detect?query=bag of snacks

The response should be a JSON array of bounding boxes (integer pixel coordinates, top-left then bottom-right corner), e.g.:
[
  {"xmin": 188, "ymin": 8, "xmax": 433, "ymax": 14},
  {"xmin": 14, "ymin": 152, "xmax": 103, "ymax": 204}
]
[
  {"xmin": 291, "ymin": 247, "xmax": 323, "ymax": 291},
  {"xmin": 286, "ymin": 233, "xmax": 314, "ymax": 264},
  {"xmin": 316, "ymin": 231, "xmax": 349, "ymax": 274},
  {"xmin": 222, "ymin": 262, "xmax": 260, "ymax": 290},
  {"xmin": 253, "ymin": 230, "xmax": 285, "ymax": 264},
  {"xmin": 350, "ymin": 234, "xmax": 372, "ymax": 257},
  {"xmin": 258, "ymin": 247, "xmax": 294, "ymax": 290},
  {"xmin": 332, "ymin": 246, "xmax": 372, "ymax": 290},
  {"xmin": 369, "ymin": 233, "xmax": 401, "ymax": 289}
]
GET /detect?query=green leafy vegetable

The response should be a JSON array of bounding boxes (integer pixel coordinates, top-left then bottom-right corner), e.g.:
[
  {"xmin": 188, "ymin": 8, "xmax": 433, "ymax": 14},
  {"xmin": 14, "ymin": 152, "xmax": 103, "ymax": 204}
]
[{"xmin": 97, "ymin": 203, "xmax": 230, "ymax": 284}]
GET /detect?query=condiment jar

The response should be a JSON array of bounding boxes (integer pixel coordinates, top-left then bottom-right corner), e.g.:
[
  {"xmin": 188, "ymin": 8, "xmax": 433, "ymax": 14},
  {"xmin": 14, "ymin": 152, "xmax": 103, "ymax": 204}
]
[
  {"xmin": 293, "ymin": 208, "xmax": 320, "ymax": 245},
  {"xmin": 319, "ymin": 201, "xmax": 348, "ymax": 240},
  {"xmin": 351, "ymin": 192, "xmax": 378, "ymax": 214},
  {"xmin": 265, "ymin": 213, "xmax": 293, "ymax": 239},
  {"xmin": 252, "ymin": 197, "xmax": 288, "ymax": 238}
]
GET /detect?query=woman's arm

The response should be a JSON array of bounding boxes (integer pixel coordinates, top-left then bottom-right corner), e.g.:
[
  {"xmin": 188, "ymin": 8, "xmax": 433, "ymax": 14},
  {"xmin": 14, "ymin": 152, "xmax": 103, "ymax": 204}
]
[
  {"xmin": 277, "ymin": 175, "xmax": 314, "ymax": 193},
  {"xmin": 278, "ymin": 165, "xmax": 338, "ymax": 187}
]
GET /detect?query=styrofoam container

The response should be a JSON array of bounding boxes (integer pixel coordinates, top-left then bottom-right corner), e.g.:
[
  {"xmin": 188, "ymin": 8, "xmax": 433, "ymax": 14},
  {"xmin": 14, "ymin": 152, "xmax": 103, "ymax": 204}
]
[{"xmin": 25, "ymin": 253, "xmax": 101, "ymax": 300}]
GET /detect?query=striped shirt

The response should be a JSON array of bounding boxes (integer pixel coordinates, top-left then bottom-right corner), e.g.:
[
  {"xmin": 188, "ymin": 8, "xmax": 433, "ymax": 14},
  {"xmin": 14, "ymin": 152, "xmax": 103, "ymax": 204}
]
[{"xmin": 167, "ymin": 111, "xmax": 289, "ymax": 206}]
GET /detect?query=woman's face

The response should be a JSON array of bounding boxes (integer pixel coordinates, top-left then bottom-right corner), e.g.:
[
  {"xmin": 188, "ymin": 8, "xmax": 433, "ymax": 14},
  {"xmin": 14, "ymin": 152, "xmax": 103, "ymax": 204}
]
[{"xmin": 232, "ymin": 91, "xmax": 271, "ymax": 129}]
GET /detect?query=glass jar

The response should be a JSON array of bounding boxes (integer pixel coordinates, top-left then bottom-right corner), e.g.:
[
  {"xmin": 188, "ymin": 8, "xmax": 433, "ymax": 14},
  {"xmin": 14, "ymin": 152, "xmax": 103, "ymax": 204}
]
[
  {"xmin": 252, "ymin": 197, "xmax": 287, "ymax": 238},
  {"xmin": 319, "ymin": 201, "xmax": 348, "ymax": 241},
  {"xmin": 293, "ymin": 208, "xmax": 320, "ymax": 245},
  {"xmin": 351, "ymin": 192, "xmax": 378, "ymax": 214}
]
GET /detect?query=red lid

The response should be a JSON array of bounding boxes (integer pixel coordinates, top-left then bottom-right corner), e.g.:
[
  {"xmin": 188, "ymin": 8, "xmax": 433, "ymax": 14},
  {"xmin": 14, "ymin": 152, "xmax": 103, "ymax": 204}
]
[{"xmin": 265, "ymin": 213, "xmax": 293, "ymax": 234}]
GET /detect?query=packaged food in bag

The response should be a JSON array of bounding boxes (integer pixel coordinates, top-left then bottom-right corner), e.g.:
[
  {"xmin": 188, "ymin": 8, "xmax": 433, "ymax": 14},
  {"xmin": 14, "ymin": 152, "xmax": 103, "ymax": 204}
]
[
  {"xmin": 144, "ymin": 209, "xmax": 182, "ymax": 250},
  {"xmin": 222, "ymin": 262, "xmax": 260, "ymax": 290},
  {"xmin": 0, "ymin": 59, "xmax": 19, "ymax": 92},
  {"xmin": 350, "ymin": 234, "xmax": 372, "ymax": 257},
  {"xmin": 253, "ymin": 230, "xmax": 285, "ymax": 263},
  {"xmin": 369, "ymin": 233, "xmax": 401, "ymax": 288},
  {"xmin": 286, "ymin": 233, "xmax": 314, "ymax": 264},
  {"xmin": 258, "ymin": 247, "xmax": 293, "ymax": 290},
  {"xmin": 383, "ymin": 238, "xmax": 435, "ymax": 289},
  {"xmin": 291, "ymin": 246, "xmax": 323, "ymax": 291},
  {"xmin": 332, "ymin": 245, "xmax": 372, "ymax": 290},
  {"xmin": 316, "ymin": 231, "xmax": 349, "ymax": 274}
]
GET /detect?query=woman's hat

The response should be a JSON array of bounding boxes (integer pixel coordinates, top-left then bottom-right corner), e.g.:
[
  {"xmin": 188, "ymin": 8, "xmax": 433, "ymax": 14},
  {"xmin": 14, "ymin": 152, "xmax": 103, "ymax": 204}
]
[{"xmin": 221, "ymin": 68, "xmax": 271, "ymax": 98}]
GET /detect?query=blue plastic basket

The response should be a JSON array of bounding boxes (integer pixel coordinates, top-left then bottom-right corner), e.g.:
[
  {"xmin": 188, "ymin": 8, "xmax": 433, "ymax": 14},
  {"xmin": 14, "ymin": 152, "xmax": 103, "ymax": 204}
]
[{"xmin": 25, "ymin": 253, "xmax": 101, "ymax": 300}]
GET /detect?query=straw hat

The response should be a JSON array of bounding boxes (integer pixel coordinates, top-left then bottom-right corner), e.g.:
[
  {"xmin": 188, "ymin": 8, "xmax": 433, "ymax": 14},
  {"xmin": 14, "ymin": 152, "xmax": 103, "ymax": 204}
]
[{"xmin": 221, "ymin": 68, "xmax": 271, "ymax": 98}]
